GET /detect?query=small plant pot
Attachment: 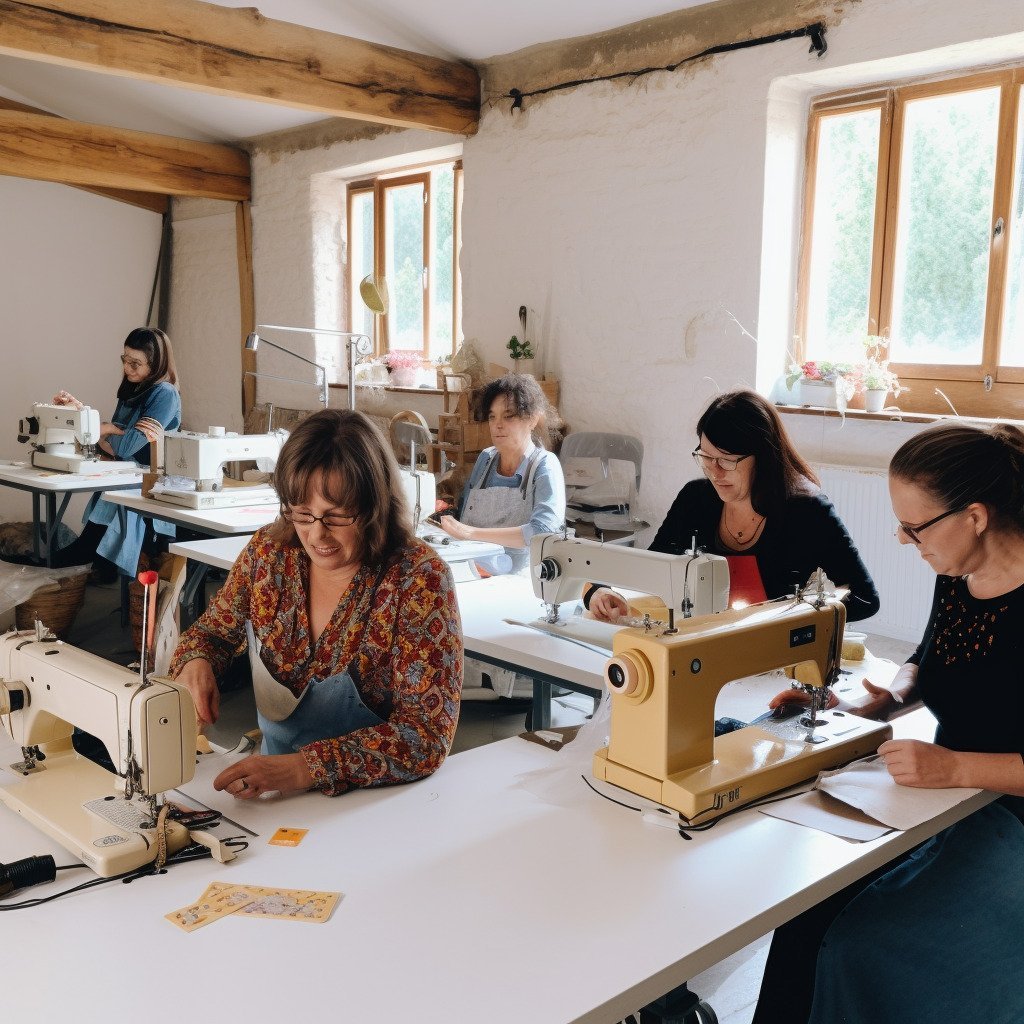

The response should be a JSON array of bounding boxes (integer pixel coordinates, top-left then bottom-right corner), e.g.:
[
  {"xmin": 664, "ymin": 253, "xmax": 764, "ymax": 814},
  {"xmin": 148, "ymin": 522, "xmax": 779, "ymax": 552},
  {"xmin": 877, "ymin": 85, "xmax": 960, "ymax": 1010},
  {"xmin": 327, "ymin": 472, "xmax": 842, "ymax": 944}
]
[
  {"xmin": 514, "ymin": 358, "xmax": 535, "ymax": 377},
  {"xmin": 799, "ymin": 379, "xmax": 837, "ymax": 409},
  {"xmin": 864, "ymin": 388, "xmax": 889, "ymax": 413}
]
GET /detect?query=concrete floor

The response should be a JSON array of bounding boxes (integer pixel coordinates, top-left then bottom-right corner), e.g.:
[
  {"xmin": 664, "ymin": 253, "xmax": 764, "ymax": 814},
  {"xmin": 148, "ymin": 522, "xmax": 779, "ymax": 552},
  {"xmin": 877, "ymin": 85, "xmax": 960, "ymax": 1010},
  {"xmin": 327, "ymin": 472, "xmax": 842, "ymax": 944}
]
[{"xmin": 62, "ymin": 581, "xmax": 916, "ymax": 1024}]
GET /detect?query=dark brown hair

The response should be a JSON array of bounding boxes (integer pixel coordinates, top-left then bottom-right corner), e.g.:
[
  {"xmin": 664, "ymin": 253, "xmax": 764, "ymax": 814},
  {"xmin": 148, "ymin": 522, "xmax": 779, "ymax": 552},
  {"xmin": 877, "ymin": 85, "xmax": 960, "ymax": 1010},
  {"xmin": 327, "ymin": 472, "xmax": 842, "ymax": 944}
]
[
  {"xmin": 696, "ymin": 389, "xmax": 818, "ymax": 516},
  {"xmin": 473, "ymin": 373, "xmax": 558, "ymax": 448},
  {"xmin": 117, "ymin": 327, "xmax": 179, "ymax": 403},
  {"xmin": 890, "ymin": 422, "xmax": 1024, "ymax": 535},
  {"xmin": 268, "ymin": 409, "xmax": 413, "ymax": 564}
]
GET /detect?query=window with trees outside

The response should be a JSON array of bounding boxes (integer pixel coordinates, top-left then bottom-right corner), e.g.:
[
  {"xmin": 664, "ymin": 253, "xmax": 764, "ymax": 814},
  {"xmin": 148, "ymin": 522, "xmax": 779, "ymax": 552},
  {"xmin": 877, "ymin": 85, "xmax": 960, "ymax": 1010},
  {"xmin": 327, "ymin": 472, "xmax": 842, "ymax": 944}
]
[
  {"xmin": 796, "ymin": 67, "xmax": 1024, "ymax": 418},
  {"xmin": 347, "ymin": 162, "xmax": 462, "ymax": 365}
]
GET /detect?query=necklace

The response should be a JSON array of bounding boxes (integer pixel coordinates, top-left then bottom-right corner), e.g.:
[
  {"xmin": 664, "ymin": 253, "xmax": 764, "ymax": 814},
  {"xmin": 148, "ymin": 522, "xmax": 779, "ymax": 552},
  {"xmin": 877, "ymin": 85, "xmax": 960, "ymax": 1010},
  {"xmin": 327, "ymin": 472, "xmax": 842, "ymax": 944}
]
[{"xmin": 721, "ymin": 506, "xmax": 765, "ymax": 546}]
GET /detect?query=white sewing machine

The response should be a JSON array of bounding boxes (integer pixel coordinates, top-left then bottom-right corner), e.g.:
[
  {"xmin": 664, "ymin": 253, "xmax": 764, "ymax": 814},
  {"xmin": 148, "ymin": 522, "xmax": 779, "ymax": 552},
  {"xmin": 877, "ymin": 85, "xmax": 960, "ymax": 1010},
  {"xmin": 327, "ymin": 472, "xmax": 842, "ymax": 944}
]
[
  {"xmin": 0, "ymin": 630, "xmax": 199, "ymax": 876},
  {"xmin": 530, "ymin": 531, "xmax": 730, "ymax": 626},
  {"xmin": 594, "ymin": 586, "xmax": 893, "ymax": 823},
  {"xmin": 17, "ymin": 404, "xmax": 138, "ymax": 473},
  {"xmin": 155, "ymin": 428, "xmax": 286, "ymax": 509}
]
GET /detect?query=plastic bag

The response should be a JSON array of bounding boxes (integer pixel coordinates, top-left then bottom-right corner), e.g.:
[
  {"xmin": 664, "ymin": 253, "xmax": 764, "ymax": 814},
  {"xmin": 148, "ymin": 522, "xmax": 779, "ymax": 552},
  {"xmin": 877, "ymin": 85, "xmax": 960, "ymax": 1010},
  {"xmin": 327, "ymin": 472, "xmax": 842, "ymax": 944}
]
[{"xmin": 0, "ymin": 561, "xmax": 65, "ymax": 617}]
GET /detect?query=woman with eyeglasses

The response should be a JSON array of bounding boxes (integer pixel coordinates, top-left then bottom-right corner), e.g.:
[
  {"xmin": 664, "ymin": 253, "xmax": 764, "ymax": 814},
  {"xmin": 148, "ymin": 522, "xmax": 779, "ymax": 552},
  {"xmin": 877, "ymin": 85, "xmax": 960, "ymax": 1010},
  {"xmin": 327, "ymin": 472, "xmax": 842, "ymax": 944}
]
[
  {"xmin": 752, "ymin": 421, "xmax": 1024, "ymax": 1024},
  {"xmin": 587, "ymin": 389, "xmax": 878, "ymax": 622},
  {"xmin": 170, "ymin": 409, "xmax": 462, "ymax": 800},
  {"xmin": 18, "ymin": 327, "xmax": 181, "ymax": 580}
]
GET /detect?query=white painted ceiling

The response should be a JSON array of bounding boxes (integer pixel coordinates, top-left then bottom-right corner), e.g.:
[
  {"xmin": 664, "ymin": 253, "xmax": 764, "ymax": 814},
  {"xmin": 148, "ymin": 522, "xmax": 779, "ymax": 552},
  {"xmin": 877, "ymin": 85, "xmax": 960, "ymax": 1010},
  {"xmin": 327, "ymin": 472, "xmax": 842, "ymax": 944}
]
[{"xmin": 0, "ymin": 0, "xmax": 709, "ymax": 142}]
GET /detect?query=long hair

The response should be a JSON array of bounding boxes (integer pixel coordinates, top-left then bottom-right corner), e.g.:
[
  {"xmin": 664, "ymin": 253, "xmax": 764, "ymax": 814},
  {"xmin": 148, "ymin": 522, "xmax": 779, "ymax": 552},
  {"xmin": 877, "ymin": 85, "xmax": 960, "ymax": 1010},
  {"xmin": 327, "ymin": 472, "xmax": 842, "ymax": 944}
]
[
  {"xmin": 696, "ymin": 389, "xmax": 818, "ymax": 516},
  {"xmin": 473, "ymin": 373, "xmax": 559, "ymax": 448},
  {"xmin": 268, "ymin": 409, "xmax": 413, "ymax": 565},
  {"xmin": 890, "ymin": 422, "xmax": 1024, "ymax": 536},
  {"xmin": 117, "ymin": 327, "xmax": 179, "ymax": 404}
]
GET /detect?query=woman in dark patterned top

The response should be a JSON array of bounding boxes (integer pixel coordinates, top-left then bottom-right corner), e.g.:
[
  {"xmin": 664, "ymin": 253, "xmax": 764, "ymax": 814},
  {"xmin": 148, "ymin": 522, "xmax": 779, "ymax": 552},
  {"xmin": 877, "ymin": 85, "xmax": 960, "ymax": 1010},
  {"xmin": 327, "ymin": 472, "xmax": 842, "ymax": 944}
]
[
  {"xmin": 753, "ymin": 422, "xmax": 1024, "ymax": 1024},
  {"xmin": 587, "ymin": 389, "xmax": 878, "ymax": 622},
  {"xmin": 170, "ymin": 410, "xmax": 462, "ymax": 800}
]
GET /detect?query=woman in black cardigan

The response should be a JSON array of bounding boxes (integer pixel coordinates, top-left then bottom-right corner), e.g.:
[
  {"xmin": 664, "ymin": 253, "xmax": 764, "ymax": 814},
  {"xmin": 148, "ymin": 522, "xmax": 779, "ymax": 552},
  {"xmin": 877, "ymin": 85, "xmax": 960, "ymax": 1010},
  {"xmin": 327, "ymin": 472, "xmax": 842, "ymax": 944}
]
[{"xmin": 587, "ymin": 389, "xmax": 879, "ymax": 622}]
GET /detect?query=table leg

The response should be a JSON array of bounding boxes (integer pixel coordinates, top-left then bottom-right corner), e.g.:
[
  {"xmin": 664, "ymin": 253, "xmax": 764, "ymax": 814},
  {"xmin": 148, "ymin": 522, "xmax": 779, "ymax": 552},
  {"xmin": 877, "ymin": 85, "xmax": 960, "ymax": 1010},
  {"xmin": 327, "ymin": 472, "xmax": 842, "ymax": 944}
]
[
  {"xmin": 532, "ymin": 679, "xmax": 553, "ymax": 731},
  {"xmin": 179, "ymin": 561, "xmax": 211, "ymax": 629},
  {"xmin": 32, "ymin": 492, "xmax": 42, "ymax": 563}
]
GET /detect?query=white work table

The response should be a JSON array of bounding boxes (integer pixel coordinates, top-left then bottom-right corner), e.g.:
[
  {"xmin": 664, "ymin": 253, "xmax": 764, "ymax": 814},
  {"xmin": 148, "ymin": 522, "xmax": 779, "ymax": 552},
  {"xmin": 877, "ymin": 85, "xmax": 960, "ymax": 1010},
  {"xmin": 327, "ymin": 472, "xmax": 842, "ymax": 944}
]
[
  {"xmin": 0, "ymin": 710, "xmax": 993, "ymax": 1023},
  {"xmin": 0, "ymin": 459, "xmax": 142, "ymax": 564},
  {"xmin": 101, "ymin": 489, "xmax": 280, "ymax": 536}
]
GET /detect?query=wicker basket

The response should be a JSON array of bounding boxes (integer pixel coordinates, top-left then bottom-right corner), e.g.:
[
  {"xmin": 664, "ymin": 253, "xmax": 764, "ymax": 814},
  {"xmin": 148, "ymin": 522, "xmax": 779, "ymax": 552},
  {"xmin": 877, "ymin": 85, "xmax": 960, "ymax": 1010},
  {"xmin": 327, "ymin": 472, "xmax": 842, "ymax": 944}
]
[{"xmin": 15, "ymin": 572, "xmax": 89, "ymax": 638}]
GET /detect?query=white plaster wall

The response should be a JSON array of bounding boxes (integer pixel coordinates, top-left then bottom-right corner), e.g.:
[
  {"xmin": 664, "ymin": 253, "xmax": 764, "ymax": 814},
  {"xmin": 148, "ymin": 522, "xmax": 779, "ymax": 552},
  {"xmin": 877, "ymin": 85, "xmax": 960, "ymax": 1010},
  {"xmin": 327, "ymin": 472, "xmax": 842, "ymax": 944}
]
[
  {"xmin": 167, "ymin": 0, "xmax": 1024, "ymax": 535},
  {"xmin": 0, "ymin": 177, "xmax": 161, "ymax": 526},
  {"xmin": 167, "ymin": 199, "xmax": 243, "ymax": 433}
]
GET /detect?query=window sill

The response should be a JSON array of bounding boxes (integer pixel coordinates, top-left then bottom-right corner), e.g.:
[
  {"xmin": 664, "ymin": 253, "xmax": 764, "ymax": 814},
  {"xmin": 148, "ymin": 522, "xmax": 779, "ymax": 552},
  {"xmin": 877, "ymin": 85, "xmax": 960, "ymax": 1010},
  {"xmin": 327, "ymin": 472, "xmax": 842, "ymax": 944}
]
[
  {"xmin": 329, "ymin": 382, "xmax": 443, "ymax": 396},
  {"xmin": 775, "ymin": 402, "xmax": 939, "ymax": 425}
]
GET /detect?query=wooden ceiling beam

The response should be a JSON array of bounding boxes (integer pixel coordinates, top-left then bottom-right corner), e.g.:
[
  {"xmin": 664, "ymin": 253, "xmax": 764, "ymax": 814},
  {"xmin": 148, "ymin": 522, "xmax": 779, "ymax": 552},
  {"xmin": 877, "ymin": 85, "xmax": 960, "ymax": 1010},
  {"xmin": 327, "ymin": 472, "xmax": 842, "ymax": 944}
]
[
  {"xmin": 0, "ymin": 96, "xmax": 169, "ymax": 212},
  {"xmin": 0, "ymin": 108, "xmax": 251, "ymax": 200},
  {"xmin": 0, "ymin": 0, "xmax": 480, "ymax": 134}
]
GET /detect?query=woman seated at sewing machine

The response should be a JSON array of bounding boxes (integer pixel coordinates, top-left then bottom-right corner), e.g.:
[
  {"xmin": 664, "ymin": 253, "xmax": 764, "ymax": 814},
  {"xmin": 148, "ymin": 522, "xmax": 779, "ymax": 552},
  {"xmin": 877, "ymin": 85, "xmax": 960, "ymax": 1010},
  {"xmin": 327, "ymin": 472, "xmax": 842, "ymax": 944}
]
[
  {"xmin": 170, "ymin": 409, "xmax": 463, "ymax": 800},
  {"xmin": 587, "ymin": 389, "xmax": 879, "ymax": 622},
  {"xmin": 752, "ymin": 421, "xmax": 1024, "ymax": 1024},
  {"xmin": 438, "ymin": 372, "xmax": 565, "ymax": 575},
  {"xmin": 31, "ymin": 327, "xmax": 180, "ymax": 580}
]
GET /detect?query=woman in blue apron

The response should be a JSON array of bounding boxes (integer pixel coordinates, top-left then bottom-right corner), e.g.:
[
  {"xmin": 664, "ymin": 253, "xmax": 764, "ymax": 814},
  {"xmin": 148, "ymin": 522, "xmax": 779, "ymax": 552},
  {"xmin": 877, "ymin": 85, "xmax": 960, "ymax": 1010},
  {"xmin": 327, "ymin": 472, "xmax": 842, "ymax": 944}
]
[
  {"xmin": 169, "ymin": 409, "xmax": 462, "ymax": 799},
  {"xmin": 439, "ymin": 373, "xmax": 565, "ymax": 575},
  {"xmin": 36, "ymin": 327, "xmax": 181, "ymax": 579},
  {"xmin": 752, "ymin": 422, "xmax": 1024, "ymax": 1024}
]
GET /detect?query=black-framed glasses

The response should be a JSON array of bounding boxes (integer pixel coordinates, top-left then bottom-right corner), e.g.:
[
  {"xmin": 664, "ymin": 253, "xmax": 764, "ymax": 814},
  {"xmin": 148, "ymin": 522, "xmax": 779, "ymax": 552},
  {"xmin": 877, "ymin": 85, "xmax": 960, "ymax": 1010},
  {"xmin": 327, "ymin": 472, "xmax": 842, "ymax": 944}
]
[
  {"xmin": 691, "ymin": 447, "xmax": 752, "ymax": 473},
  {"xmin": 897, "ymin": 505, "xmax": 968, "ymax": 544},
  {"xmin": 281, "ymin": 507, "xmax": 358, "ymax": 529}
]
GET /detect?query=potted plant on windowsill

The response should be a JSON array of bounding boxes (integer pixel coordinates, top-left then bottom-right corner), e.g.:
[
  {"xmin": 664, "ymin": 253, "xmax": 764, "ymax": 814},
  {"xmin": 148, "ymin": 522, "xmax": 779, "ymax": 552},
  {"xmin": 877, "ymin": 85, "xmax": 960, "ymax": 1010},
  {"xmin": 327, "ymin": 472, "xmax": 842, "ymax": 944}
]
[
  {"xmin": 384, "ymin": 349, "xmax": 423, "ymax": 388},
  {"xmin": 856, "ymin": 336, "xmax": 904, "ymax": 412},
  {"xmin": 786, "ymin": 360, "xmax": 855, "ymax": 409},
  {"xmin": 507, "ymin": 335, "xmax": 535, "ymax": 376}
]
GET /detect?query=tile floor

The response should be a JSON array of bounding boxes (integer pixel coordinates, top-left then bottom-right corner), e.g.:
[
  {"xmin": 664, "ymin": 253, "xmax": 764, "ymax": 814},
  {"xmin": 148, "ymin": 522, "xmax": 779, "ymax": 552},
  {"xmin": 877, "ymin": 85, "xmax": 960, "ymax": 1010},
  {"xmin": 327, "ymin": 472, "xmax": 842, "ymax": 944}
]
[{"xmin": 62, "ymin": 582, "xmax": 916, "ymax": 1024}]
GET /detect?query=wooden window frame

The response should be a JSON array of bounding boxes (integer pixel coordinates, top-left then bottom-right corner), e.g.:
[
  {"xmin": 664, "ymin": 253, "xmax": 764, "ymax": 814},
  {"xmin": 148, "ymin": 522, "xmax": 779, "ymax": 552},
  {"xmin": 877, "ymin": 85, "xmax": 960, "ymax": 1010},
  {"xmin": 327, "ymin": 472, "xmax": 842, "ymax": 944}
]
[
  {"xmin": 795, "ymin": 67, "xmax": 1024, "ymax": 418},
  {"xmin": 346, "ymin": 161, "xmax": 461, "ymax": 358}
]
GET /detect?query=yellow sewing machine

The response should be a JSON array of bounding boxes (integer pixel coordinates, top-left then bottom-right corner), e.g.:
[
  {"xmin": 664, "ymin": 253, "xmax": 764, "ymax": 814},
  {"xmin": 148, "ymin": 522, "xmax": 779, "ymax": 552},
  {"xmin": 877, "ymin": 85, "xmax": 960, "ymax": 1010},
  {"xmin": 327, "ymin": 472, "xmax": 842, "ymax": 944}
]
[
  {"xmin": 0, "ymin": 626, "xmax": 199, "ymax": 876},
  {"xmin": 594, "ymin": 590, "xmax": 893, "ymax": 822}
]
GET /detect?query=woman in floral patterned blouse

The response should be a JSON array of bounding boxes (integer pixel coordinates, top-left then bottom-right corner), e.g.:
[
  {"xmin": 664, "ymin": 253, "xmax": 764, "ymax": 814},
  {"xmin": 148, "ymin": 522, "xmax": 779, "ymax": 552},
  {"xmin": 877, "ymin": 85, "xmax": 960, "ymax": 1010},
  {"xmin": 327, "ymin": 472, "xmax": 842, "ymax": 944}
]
[{"xmin": 170, "ymin": 410, "xmax": 463, "ymax": 799}]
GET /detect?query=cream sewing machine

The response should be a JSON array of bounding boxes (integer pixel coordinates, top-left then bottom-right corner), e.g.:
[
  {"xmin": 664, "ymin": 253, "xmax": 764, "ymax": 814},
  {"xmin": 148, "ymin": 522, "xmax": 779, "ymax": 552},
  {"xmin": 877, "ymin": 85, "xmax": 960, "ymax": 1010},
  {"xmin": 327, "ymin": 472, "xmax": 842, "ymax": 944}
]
[
  {"xmin": 594, "ymin": 584, "xmax": 893, "ymax": 823},
  {"xmin": 17, "ymin": 403, "xmax": 138, "ymax": 473},
  {"xmin": 155, "ymin": 427, "xmax": 287, "ymax": 509},
  {"xmin": 0, "ymin": 628, "xmax": 199, "ymax": 876},
  {"xmin": 530, "ymin": 531, "xmax": 731, "ymax": 627}
]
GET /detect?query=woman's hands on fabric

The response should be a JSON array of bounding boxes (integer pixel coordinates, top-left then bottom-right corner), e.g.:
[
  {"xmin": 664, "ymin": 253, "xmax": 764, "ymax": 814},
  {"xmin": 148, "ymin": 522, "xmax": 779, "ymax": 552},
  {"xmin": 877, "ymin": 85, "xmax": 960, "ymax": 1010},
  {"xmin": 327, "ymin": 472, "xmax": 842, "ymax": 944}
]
[
  {"xmin": 52, "ymin": 390, "xmax": 83, "ymax": 410},
  {"xmin": 214, "ymin": 753, "xmax": 314, "ymax": 799},
  {"xmin": 767, "ymin": 687, "xmax": 840, "ymax": 713},
  {"xmin": 589, "ymin": 588, "xmax": 629, "ymax": 623},
  {"xmin": 135, "ymin": 417, "xmax": 164, "ymax": 443},
  {"xmin": 767, "ymin": 677, "xmax": 896, "ymax": 719},
  {"xmin": 878, "ymin": 739, "xmax": 964, "ymax": 788},
  {"xmin": 175, "ymin": 658, "xmax": 220, "ymax": 725},
  {"xmin": 439, "ymin": 515, "xmax": 475, "ymax": 542}
]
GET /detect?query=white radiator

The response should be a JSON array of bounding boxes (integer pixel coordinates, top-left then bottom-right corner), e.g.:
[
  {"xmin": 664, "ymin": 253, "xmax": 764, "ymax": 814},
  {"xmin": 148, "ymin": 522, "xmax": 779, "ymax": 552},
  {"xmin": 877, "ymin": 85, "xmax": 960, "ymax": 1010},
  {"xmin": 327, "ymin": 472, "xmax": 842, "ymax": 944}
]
[{"xmin": 815, "ymin": 465, "xmax": 933, "ymax": 644}]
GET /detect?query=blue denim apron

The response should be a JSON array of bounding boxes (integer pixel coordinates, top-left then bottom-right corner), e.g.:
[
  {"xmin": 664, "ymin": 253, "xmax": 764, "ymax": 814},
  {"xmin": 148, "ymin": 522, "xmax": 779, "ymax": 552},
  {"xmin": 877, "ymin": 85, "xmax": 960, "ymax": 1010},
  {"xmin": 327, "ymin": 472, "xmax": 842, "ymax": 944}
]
[{"xmin": 245, "ymin": 618, "xmax": 384, "ymax": 756}]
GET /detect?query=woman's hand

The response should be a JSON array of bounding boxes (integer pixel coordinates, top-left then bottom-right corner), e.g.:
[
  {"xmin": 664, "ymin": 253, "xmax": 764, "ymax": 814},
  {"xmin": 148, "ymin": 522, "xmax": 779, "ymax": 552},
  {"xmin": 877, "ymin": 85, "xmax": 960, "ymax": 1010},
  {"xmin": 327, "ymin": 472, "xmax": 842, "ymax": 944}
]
[
  {"xmin": 135, "ymin": 417, "xmax": 164, "ymax": 443},
  {"xmin": 767, "ymin": 686, "xmax": 840, "ymax": 713},
  {"xmin": 589, "ymin": 588, "xmax": 629, "ymax": 623},
  {"xmin": 768, "ymin": 677, "xmax": 896, "ymax": 720},
  {"xmin": 52, "ymin": 390, "xmax": 83, "ymax": 410},
  {"xmin": 439, "ymin": 515, "xmax": 475, "ymax": 542},
  {"xmin": 174, "ymin": 658, "xmax": 219, "ymax": 725},
  {"xmin": 214, "ymin": 753, "xmax": 314, "ymax": 799},
  {"xmin": 99, "ymin": 422, "xmax": 125, "ymax": 438},
  {"xmin": 878, "ymin": 739, "xmax": 964, "ymax": 788}
]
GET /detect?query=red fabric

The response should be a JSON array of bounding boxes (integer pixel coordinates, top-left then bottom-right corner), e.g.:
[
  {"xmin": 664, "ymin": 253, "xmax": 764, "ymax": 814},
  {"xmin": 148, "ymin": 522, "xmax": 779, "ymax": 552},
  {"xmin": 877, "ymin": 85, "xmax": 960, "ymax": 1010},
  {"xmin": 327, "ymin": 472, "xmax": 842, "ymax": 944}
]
[{"xmin": 725, "ymin": 555, "xmax": 768, "ymax": 605}]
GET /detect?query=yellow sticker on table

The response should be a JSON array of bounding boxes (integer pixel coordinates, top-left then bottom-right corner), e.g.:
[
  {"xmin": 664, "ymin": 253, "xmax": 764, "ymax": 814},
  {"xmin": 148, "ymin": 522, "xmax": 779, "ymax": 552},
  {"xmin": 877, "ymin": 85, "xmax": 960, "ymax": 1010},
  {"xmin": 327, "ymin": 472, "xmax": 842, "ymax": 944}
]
[{"xmin": 269, "ymin": 827, "xmax": 309, "ymax": 847}]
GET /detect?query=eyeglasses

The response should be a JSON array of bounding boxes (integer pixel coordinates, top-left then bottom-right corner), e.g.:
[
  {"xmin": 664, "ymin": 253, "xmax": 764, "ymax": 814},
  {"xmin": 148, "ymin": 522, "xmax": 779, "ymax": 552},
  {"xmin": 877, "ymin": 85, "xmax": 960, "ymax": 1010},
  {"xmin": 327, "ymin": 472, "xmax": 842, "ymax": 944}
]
[
  {"xmin": 896, "ymin": 505, "xmax": 968, "ymax": 544},
  {"xmin": 691, "ymin": 447, "xmax": 752, "ymax": 473},
  {"xmin": 281, "ymin": 508, "xmax": 358, "ymax": 529},
  {"xmin": 120, "ymin": 355, "xmax": 148, "ymax": 371}
]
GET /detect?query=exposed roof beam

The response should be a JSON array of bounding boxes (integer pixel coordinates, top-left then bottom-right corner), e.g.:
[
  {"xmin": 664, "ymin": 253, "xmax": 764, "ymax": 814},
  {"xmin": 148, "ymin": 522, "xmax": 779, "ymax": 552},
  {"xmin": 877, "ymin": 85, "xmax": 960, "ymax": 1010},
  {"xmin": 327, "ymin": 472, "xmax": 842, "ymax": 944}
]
[
  {"xmin": 0, "ymin": 0, "xmax": 480, "ymax": 134},
  {"xmin": 0, "ymin": 108, "xmax": 251, "ymax": 200},
  {"xmin": 0, "ymin": 96, "xmax": 169, "ymax": 212}
]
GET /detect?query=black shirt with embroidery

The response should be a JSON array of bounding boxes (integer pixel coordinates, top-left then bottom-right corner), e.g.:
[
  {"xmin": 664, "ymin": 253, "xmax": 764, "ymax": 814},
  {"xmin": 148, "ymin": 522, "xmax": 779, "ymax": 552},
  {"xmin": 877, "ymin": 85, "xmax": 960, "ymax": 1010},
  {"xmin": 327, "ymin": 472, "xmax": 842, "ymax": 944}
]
[{"xmin": 910, "ymin": 574, "xmax": 1024, "ymax": 757}]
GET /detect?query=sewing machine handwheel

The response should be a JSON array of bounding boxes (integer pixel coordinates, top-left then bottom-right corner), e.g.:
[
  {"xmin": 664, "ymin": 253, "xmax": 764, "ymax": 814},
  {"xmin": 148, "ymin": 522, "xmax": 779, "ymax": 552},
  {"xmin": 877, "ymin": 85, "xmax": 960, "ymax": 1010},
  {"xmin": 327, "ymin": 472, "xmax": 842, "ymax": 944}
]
[{"xmin": 605, "ymin": 651, "xmax": 652, "ymax": 701}]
